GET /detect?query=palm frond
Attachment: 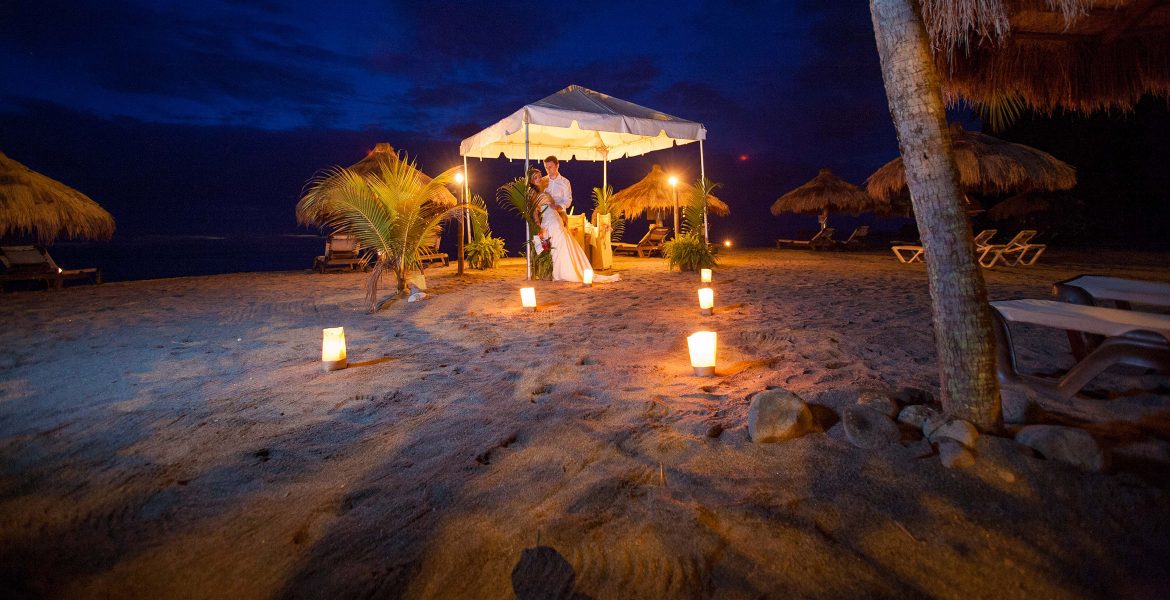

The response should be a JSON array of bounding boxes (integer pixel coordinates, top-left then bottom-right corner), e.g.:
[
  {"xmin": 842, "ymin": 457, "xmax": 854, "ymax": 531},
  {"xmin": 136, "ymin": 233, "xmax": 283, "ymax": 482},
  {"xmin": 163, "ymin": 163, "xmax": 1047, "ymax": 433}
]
[
  {"xmin": 468, "ymin": 194, "xmax": 490, "ymax": 242},
  {"xmin": 497, "ymin": 177, "xmax": 539, "ymax": 232}
]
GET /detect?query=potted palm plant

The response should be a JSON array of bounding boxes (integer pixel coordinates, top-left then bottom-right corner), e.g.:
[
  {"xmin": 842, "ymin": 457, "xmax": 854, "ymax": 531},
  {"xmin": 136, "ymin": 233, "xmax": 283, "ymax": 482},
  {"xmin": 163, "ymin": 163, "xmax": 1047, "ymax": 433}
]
[
  {"xmin": 464, "ymin": 194, "xmax": 507, "ymax": 269},
  {"xmin": 661, "ymin": 177, "xmax": 720, "ymax": 272}
]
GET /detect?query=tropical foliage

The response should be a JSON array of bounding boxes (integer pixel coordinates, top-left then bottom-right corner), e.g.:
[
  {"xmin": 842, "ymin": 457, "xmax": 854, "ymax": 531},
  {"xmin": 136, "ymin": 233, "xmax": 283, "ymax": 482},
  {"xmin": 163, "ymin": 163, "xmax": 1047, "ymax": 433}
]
[
  {"xmin": 591, "ymin": 185, "xmax": 625, "ymax": 243},
  {"xmin": 296, "ymin": 153, "xmax": 469, "ymax": 310},
  {"xmin": 497, "ymin": 176, "xmax": 552, "ymax": 278},
  {"xmin": 662, "ymin": 177, "xmax": 719, "ymax": 271},
  {"xmin": 464, "ymin": 193, "xmax": 507, "ymax": 269}
]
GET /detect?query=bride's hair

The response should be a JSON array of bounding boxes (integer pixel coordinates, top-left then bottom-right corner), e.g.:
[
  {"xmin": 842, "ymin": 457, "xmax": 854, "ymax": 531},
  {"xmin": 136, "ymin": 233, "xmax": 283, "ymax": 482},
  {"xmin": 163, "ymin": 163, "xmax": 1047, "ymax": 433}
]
[{"xmin": 527, "ymin": 167, "xmax": 543, "ymax": 193}]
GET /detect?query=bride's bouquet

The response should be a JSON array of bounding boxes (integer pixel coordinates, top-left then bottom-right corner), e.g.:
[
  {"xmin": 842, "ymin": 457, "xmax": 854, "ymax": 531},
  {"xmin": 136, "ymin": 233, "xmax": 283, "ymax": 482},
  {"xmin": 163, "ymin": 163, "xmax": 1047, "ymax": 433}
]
[{"xmin": 530, "ymin": 234, "xmax": 554, "ymax": 280}]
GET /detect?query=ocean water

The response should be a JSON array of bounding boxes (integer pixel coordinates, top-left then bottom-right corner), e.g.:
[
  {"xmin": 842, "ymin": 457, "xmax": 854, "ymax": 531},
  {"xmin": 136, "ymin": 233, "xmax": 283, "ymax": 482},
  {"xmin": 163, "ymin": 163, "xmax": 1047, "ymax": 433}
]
[{"xmin": 45, "ymin": 235, "xmax": 329, "ymax": 282}]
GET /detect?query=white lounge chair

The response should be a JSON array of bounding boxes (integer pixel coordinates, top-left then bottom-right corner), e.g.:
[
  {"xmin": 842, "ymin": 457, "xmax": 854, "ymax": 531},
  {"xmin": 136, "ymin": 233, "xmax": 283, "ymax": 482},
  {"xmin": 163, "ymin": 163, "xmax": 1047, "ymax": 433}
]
[{"xmin": 990, "ymin": 299, "xmax": 1170, "ymax": 400}]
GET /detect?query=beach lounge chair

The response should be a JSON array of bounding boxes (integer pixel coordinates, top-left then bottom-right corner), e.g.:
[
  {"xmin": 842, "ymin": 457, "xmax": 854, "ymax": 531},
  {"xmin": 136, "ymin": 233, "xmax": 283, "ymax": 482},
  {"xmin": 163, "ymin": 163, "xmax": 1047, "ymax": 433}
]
[
  {"xmin": 1054, "ymin": 275, "xmax": 1170, "ymax": 311},
  {"xmin": 0, "ymin": 245, "xmax": 101, "ymax": 290},
  {"xmin": 613, "ymin": 225, "xmax": 671, "ymax": 257},
  {"xmin": 990, "ymin": 299, "xmax": 1170, "ymax": 400},
  {"xmin": 891, "ymin": 229, "xmax": 1013, "ymax": 265},
  {"xmin": 834, "ymin": 225, "xmax": 870, "ymax": 250},
  {"xmin": 973, "ymin": 229, "xmax": 998, "ymax": 249},
  {"xmin": 891, "ymin": 244, "xmax": 924, "ymax": 263},
  {"xmin": 418, "ymin": 230, "xmax": 449, "ymax": 267},
  {"xmin": 1053, "ymin": 275, "xmax": 1170, "ymax": 359},
  {"xmin": 978, "ymin": 230, "xmax": 1045, "ymax": 267},
  {"xmin": 776, "ymin": 227, "xmax": 835, "ymax": 250},
  {"xmin": 313, "ymin": 234, "xmax": 364, "ymax": 273}
]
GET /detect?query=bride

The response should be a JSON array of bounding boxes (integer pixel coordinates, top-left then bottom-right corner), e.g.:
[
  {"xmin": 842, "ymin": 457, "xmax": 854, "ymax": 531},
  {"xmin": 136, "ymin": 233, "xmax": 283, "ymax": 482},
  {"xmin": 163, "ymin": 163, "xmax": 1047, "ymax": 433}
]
[{"xmin": 528, "ymin": 168, "xmax": 619, "ymax": 283}]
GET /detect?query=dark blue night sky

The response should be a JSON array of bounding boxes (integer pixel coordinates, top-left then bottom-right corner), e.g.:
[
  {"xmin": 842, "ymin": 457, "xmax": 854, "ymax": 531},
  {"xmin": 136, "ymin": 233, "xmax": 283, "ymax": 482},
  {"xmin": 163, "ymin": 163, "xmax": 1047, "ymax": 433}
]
[{"xmin": 0, "ymin": 0, "xmax": 1005, "ymax": 263}]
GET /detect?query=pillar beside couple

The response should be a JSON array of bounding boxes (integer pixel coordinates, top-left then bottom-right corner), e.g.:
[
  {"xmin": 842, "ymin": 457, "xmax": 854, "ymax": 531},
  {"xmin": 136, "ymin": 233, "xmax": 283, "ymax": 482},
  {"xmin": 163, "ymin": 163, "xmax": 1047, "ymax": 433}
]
[{"xmin": 528, "ymin": 157, "xmax": 620, "ymax": 284}]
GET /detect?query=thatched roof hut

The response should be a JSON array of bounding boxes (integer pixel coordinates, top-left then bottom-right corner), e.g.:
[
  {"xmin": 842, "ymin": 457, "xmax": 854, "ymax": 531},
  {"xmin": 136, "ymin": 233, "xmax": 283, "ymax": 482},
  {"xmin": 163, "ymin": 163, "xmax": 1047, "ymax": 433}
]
[
  {"xmin": 925, "ymin": 0, "xmax": 1170, "ymax": 114},
  {"xmin": 865, "ymin": 124, "xmax": 1077, "ymax": 202},
  {"xmin": 0, "ymin": 152, "xmax": 115, "ymax": 243},
  {"xmin": 771, "ymin": 168, "xmax": 883, "ymax": 219},
  {"xmin": 610, "ymin": 164, "xmax": 729, "ymax": 219}
]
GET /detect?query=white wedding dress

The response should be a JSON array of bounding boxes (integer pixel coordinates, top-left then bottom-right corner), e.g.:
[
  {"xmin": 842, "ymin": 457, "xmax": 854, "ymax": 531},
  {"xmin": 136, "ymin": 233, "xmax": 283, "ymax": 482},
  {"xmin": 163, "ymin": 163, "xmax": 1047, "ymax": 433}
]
[{"xmin": 540, "ymin": 204, "xmax": 620, "ymax": 283}]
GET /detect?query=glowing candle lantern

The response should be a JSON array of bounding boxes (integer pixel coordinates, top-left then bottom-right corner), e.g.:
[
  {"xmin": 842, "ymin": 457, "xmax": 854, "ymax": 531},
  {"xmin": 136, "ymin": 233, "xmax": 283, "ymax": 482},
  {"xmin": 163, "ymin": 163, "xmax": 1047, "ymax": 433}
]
[
  {"xmin": 700, "ymin": 268, "xmax": 712, "ymax": 283},
  {"xmin": 698, "ymin": 287, "xmax": 714, "ymax": 316},
  {"xmin": 687, "ymin": 331, "xmax": 717, "ymax": 376},
  {"xmin": 724, "ymin": 240, "xmax": 732, "ymax": 248},
  {"xmin": 520, "ymin": 287, "xmax": 537, "ymax": 311},
  {"xmin": 583, "ymin": 268, "xmax": 594, "ymax": 287},
  {"xmin": 321, "ymin": 327, "xmax": 347, "ymax": 371}
]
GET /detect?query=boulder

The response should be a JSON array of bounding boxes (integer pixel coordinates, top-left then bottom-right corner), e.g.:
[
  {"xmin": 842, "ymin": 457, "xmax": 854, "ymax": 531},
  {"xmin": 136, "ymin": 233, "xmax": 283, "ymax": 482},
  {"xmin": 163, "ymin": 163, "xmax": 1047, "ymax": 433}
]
[
  {"xmin": 748, "ymin": 388, "xmax": 815, "ymax": 443},
  {"xmin": 857, "ymin": 390, "xmax": 900, "ymax": 418},
  {"xmin": 842, "ymin": 405, "xmax": 901, "ymax": 449},
  {"xmin": 938, "ymin": 440, "xmax": 976, "ymax": 468},
  {"xmin": 1016, "ymin": 425, "xmax": 1109, "ymax": 472},
  {"xmin": 928, "ymin": 419, "xmax": 980, "ymax": 448},
  {"xmin": 897, "ymin": 404, "xmax": 941, "ymax": 430}
]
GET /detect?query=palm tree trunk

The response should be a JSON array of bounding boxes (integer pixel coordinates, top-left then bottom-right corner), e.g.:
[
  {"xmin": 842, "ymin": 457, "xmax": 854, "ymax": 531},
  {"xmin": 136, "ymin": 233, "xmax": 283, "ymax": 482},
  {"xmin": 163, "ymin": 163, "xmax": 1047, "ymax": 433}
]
[{"xmin": 869, "ymin": 0, "xmax": 1001, "ymax": 429}]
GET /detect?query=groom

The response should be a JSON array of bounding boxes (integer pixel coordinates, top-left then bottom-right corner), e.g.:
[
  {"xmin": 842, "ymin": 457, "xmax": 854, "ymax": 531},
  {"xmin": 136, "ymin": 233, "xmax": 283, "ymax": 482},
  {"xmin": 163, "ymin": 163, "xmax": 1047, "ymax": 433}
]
[{"xmin": 543, "ymin": 156, "xmax": 572, "ymax": 212}]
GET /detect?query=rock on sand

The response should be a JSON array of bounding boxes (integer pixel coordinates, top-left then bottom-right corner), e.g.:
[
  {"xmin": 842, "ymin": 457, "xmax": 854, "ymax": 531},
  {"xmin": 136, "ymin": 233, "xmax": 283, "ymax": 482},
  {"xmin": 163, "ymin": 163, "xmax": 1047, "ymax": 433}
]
[
  {"xmin": 1016, "ymin": 425, "xmax": 1109, "ymax": 472},
  {"xmin": 748, "ymin": 388, "xmax": 815, "ymax": 443}
]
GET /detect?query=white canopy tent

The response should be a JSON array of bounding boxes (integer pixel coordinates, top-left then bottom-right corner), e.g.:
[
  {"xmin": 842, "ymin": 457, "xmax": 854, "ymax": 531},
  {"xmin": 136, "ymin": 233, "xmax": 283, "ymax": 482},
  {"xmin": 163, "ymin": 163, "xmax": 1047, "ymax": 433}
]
[{"xmin": 458, "ymin": 85, "xmax": 709, "ymax": 279}]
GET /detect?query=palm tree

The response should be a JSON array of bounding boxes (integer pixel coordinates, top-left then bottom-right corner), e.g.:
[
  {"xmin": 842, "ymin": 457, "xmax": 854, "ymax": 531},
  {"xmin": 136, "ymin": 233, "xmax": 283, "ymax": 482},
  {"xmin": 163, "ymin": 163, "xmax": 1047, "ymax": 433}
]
[
  {"xmin": 297, "ymin": 155, "xmax": 467, "ymax": 310},
  {"xmin": 869, "ymin": 0, "xmax": 1001, "ymax": 429}
]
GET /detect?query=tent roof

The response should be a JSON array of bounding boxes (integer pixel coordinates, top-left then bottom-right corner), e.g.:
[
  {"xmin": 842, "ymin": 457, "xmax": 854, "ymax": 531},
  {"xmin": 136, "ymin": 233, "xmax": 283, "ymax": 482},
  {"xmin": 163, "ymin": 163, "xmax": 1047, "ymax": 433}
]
[{"xmin": 459, "ymin": 85, "xmax": 707, "ymax": 161}]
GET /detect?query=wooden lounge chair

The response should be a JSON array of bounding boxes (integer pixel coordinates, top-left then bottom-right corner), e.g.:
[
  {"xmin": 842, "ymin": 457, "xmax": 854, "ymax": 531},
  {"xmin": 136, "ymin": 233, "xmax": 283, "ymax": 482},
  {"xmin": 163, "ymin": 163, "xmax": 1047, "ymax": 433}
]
[
  {"xmin": 613, "ymin": 225, "xmax": 671, "ymax": 257},
  {"xmin": 1053, "ymin": 275, "xmax": 1170, "ymax": 360},
  {"xmin": 418, "ymin": 230, "xmax": 449, "ymax": 267},
  {"xmin": 990, "ymin": 299, "xmax": 1170, "ymax": 400},
  {"xmin": 978, "ymin": 230, "xmax": 1045, "ymax": 267},
  {"xmin": 776, "ymin": 227, "xmax": 835, "ymax": 250},
  {"xmin": 834, "ymin": 225, "xmax": 870, "ymax": 250},
  {"xmin": 0, "ymin": 245, "xmax": 101, "ymax": 290},
  {"xmin": 313, "ymin": 234, "xmax": 365, "ymax": 273}
]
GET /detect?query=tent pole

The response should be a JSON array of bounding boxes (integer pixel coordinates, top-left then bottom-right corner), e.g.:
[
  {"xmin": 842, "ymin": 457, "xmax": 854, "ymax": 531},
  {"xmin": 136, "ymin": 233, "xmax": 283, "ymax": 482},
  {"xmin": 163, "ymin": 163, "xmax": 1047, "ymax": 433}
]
[
  {"xmin": 700, "ymin": 139, "xmax": 708, "ymax": 243},
  {"xmin": 463, "ymin": 155, "xmax": 471, "ymax": 248},
  {"xmin": 525, "ymin": 121, "xmax": 531, "ymax": 281},
  {"xmin": 603, "ymin": 157, "xmax": 608, "ymax": 193}
]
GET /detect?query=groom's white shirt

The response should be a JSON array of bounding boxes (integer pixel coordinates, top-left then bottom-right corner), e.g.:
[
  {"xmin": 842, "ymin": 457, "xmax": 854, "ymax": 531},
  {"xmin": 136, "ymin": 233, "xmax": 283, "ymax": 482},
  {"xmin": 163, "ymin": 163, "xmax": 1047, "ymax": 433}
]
[{"xmin": 546, "ymin": 174, "xmax": 572, "ymax": 211}]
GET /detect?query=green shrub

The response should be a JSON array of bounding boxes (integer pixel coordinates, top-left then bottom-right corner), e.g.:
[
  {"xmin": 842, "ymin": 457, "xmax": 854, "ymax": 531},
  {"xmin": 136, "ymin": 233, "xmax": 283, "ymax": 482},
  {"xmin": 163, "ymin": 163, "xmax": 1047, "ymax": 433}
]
[
  {"xmin": 662, "ymin": 231, "xmax": 716, "ymax": 272},
  {"xmin": 466, "ymin": 233, "xmax": 507, "ymax": 270},
  {"xmin": 465, "ymin": 194, "xmax": 506, "ymax": 269}
]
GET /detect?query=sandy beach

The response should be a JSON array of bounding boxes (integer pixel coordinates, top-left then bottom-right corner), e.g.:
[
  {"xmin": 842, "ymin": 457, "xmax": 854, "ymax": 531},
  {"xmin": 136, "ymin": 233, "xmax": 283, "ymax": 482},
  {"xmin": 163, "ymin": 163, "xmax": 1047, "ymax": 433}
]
[{"xmin": 2, "ymin": 248, "xmax": 1169, "ymax": 598}]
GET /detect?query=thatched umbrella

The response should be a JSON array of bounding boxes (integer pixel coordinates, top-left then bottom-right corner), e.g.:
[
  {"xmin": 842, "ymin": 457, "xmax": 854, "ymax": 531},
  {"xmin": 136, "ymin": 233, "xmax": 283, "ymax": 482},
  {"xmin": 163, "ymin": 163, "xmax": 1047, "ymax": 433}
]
[
  {"xmin": 610, "ymin": 164, "xmax": 729, "ymax": 233},
  {"xmin": 987, "ymin": 191, "xmax": 1052, "ymax": 221},
  {"xmin": 347, "ymin": 143, "xmax": 457, "ymax": 207},
  {"xmin": 0, "ymin": 152, "xmax": 115, "ymax": 243},
  {"xmin": 926, "ymin": 1, "xmax": 1170, "ymax": 115},
  {"xmin": 865, "ymin": 123, "xmax": 1076, "ymax": 204},
  {"xmin": 297, "ymin": 143, "xmax": 458, "ymax": 230},
  {"xmin": 771, "ymin": 168, "xmax": 884, "ymax": 228}
]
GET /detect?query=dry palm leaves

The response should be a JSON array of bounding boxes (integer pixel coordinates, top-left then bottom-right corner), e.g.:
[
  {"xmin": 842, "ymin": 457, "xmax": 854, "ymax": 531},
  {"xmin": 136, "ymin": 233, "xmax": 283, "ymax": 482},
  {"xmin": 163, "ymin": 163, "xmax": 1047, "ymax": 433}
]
[
  {"xmin": 865, "ymin": 124, "xmax": 1076, "ymax": 203},
  {"xmin": 0, "ymin": 152, "xmax": 115, "ymax": 243}
]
